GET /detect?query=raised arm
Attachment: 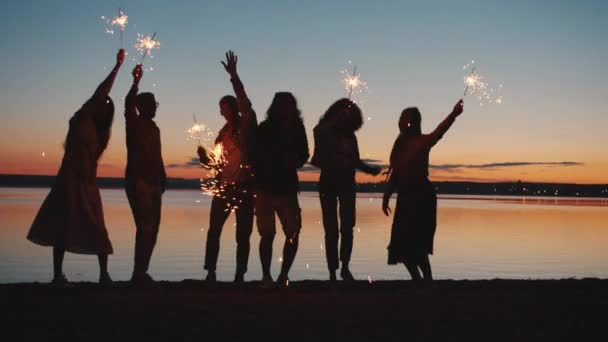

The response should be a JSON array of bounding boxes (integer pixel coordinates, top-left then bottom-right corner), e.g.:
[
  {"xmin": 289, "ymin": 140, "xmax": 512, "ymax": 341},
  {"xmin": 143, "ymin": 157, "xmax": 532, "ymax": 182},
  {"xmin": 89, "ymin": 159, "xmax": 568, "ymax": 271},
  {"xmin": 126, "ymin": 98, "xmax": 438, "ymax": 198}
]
[
  {"xmin": 221, "ymin": 50, "xmax": 257, "ymax": 125},
  {"xmin": 125, "ymin": 64, "xmax": 143, "ymax": 124},
  {"xmin": 92, "ymin": 49, "xmax": 125, "ymax": 104},
  {"xmin": 429, "ymin": 99, "xmax": 464, "ymax": 146}
]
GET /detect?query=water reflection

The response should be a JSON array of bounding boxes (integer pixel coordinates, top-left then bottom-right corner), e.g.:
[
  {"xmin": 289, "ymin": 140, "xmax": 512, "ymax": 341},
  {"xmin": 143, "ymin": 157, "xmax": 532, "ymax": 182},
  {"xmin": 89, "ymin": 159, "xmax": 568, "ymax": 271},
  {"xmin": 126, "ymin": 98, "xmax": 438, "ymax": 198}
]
[{"xmin": 1, "ymin": 188, "xmax": 607, "ymax": 283}]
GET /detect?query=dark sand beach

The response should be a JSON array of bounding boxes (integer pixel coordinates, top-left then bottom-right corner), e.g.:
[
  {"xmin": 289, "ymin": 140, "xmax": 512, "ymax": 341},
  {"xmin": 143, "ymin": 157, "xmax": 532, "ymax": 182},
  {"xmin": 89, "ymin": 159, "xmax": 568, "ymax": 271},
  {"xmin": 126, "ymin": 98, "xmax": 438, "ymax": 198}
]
[{"xmin": 2, "ymin": 279, "xmax": 607, "ymax": 341}]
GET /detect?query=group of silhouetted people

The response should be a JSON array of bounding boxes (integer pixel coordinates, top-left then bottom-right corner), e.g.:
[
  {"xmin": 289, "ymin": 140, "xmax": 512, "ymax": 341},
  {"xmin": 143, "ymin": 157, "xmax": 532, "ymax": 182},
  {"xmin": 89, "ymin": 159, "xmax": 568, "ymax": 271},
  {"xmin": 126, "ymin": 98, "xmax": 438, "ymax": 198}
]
[{"xmin": 27, "ymin": 49, "xmax": 464, "ymax": 287}]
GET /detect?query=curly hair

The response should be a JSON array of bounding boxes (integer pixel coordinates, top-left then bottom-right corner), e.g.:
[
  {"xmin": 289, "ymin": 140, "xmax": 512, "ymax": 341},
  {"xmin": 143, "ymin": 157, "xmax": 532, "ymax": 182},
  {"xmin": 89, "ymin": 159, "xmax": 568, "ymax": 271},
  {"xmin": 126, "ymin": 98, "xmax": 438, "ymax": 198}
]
[{"xmin": 317, "ymin": 98, "xmax": 363, "ymax": 132}]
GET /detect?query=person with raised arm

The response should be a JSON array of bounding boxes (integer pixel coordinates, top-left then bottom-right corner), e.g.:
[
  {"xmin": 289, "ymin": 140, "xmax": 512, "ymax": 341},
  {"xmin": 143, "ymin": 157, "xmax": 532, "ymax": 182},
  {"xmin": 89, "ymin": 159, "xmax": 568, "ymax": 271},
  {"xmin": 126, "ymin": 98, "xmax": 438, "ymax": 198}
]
[
  {"xmin": 382, "ymin": 100, "xmax": 464, "ymax": 283},
  {"xmin": 255, "ymin": 92, "xmax": 309, "ymax": 288},
  {"xmin": 197, "ymin": 50, "xmax": 257, "ymax": 283},
  {"xmin": 311, "ymin": 99, "xmax": 381, "ymax": 282},
  {"xmin": 27, "ymin": 49, "xmax": 126, "ymax": 286},
  {"xmin": 124, "ymin": 64, "xmax": 166, "ymax": 285}
]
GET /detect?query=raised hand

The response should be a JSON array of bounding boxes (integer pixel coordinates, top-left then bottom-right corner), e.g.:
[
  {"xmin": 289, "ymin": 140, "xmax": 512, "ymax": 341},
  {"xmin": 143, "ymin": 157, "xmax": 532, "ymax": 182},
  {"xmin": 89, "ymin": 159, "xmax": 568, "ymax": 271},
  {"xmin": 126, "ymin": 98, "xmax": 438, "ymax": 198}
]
[
  {"xmin": 116, "ymin": 49, "xmax": 126, "ymax": 67},
  {"xmin": 452, "ymin": 99, "xmax": 464, "ymax": 116},
  {"xmin": 221, "ymin": 50, "xmax": 238, "ymax": 77},
  {"xmin": 132, "ymin": 64, "xmax": 143, "ymax": 83},
  {"xmin": 197, "ymin": 146, "xmax": 209, "ymax": 163}
]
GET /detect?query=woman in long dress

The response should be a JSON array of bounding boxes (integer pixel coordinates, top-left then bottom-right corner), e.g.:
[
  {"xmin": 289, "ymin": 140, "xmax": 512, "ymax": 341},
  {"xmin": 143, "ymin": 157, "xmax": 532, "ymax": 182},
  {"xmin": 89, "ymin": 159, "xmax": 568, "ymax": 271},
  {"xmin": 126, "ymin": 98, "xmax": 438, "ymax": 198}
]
[
  {"xmin": 382, "ymin": 100, "xmax": 464, "ymax": 283},
  {"xmin": 27, "ymin": 49, "xmax": 125, "ymax": 285}
]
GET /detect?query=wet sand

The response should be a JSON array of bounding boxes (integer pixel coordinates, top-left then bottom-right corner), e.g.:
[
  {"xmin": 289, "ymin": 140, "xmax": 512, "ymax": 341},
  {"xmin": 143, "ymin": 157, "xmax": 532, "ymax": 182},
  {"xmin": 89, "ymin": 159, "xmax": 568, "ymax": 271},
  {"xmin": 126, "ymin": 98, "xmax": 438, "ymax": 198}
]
[{"xmin": 2, "ymin": 279, "xmax": 607, "ymax": 341}]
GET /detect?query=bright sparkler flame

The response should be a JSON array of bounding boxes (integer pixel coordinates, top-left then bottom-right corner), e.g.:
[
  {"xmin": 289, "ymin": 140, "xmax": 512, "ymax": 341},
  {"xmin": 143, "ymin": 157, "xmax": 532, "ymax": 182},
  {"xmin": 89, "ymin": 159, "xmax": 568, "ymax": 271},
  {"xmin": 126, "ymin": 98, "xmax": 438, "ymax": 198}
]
[
  {"xmin": 462, "ymin": 61, "xmax": 503, "ymax": 106},
  {"xmin": 135, "ymin": 32, "xmax": 160, "ymax": 64},
  {"xmin": 111, "ymin": 12, "xmax": 128, "ymax": 31},
  {"xmin": 341, "ymin": 62, "xmax": 368, "ymax": 99},
  {"xmin": 100, "ymin": 9, "xmax": 128, "ymax": 36},
  {"xmin": 136, "ymin": 33, "xmax": 160, "ymax": 59}
]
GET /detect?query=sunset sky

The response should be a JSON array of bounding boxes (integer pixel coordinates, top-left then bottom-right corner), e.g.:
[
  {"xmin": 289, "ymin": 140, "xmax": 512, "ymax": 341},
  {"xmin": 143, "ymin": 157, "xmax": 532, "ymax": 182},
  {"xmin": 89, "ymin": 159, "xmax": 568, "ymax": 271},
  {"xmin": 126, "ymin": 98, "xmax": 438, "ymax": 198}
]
[{"xmin": 1, "ymin": 0, "xmax": 606, "ymax": 184}]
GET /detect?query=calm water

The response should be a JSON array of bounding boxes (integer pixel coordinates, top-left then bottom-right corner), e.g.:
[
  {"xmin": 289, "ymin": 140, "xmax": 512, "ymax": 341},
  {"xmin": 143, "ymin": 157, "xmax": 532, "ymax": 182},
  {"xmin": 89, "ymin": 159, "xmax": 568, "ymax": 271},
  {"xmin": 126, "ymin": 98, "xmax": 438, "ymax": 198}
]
[{"xmin": 1, "ymin": 187, "xmax": 607, "ymax": 283}]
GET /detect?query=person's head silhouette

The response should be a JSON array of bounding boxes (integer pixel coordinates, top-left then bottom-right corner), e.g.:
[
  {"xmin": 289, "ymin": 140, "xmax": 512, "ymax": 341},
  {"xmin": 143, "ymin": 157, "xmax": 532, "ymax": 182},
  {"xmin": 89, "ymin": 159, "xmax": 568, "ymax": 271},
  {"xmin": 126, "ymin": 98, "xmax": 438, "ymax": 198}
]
[
  {"xmin": 319, "ymin": 98, "xmax": 363, "ymax": 133},
  {"xmin": 219, "ymin": 95, "xmax": 239, "ymax": 125},
  {"xmin": 136, "ymin": 93, "xmax": 158, "ymax": 119},
  {"xmin": 266, "ymin": 92, "xmax": 301, "ymax": 123},
  {"xmin": 399, "ymin": 107, "xmax": 422, "ymax": 136}
]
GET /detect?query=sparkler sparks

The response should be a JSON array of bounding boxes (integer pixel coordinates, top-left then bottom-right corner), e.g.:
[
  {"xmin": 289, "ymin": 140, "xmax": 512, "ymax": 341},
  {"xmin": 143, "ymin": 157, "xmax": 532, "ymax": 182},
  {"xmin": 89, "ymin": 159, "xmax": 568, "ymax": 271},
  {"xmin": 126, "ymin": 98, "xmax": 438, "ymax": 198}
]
[
  {"xmin": 462, "ymin": 61, "xmax": 504, "ymax": 106},
  {"xmin": 101, "ymin": 8, "xmax": 128, "ymax": 48},
  {"xmin": 186, "ymin": 114, "xmax": 215, "ymax": 147},
  {"xmin": 341, "ymin": 61, "xmax": 367, "ymax": 100},
  {"xmin": 136, "ymin": 32, "xmax": 160, "ymax": 63}
]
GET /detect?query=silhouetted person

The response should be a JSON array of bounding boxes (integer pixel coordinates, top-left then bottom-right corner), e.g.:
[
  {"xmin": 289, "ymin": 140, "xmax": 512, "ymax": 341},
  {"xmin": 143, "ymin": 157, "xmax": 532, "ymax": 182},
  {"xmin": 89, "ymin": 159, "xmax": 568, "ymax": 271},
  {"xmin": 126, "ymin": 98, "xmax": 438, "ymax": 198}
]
[
  {"xmin": 311, "ymin": 99, "xmax": 381, "ymax": 281},
  {"xmin": 27, "ymin": 49, "xmax": 126, "ymax": 285},
  {"xmin": 197, "ymin": 51, "xmax": 257, "ymax": 283},
  {"xmin": 256, "ymin": 92, "xmax": 309, "ymax": 288},
  {"xmin": 124, "ymin": 64, "xmax": 166, "ymax": 285},
  {"xmin": 382, "ymin": 100, "xmax": 464, "ymax": 283}
]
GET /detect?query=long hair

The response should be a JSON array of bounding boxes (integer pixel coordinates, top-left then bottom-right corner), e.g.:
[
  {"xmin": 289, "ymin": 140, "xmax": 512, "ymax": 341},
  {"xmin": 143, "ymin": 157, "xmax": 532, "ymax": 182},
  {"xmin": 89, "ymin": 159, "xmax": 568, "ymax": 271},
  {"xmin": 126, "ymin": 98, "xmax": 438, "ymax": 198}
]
[
  {"xmin": 317, "ymin": 98, "xmax": 363, "ymax": 132},
  {"xmin": 399, "ymin": 107, "xmax": 422, "ymax": 138},
  {"xmin": 96, "ymin": 97, "xmax": 115, "ymax": 158},
  {"xmin": 64, "ymin": 97, "xmax": 115, "ymax": 159},
  {"xmin": 266, "ymin": 92, "xmax": 302, "ymax": 123}
]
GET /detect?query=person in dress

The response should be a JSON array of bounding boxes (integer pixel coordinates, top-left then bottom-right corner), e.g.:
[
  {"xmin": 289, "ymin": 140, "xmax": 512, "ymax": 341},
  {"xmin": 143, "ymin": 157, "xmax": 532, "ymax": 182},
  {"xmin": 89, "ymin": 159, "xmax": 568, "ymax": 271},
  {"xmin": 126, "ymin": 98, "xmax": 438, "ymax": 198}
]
[
  {"xmin": 382, "ymin": 100, "xmax": 464, "ymax": 283},
  {"xmin": 310, "ymin": 99, "xmax": 381, "ymax": 282},
  {"xmin": 197, "ymin": 51, "xmax": 257, "ymax": 283},
  {"xmin": 27, "ymin": 49, "xmax": 126, "ymax": 285}
]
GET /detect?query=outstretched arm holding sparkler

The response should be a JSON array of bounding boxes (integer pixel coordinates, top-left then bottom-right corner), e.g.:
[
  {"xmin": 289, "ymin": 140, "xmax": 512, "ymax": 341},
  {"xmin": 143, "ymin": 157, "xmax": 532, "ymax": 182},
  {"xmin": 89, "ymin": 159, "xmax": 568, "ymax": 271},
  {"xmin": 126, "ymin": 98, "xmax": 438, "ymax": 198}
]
[
  {"xmin": 92, "ymin": 49, "xmax": 125, "ymax": 104},
  {"xmin": 125, "ymin": 64, "xmax": 143, "ymax": 124},
  {"xmin": 429, "ymin": 99, "xmax": 464, "ymax": 145}
]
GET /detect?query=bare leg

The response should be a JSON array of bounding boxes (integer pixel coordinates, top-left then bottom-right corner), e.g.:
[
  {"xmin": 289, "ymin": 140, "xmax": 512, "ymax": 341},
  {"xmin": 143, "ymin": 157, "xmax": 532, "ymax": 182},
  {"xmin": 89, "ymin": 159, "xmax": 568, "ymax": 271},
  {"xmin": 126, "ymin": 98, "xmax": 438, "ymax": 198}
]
[
  {"xmin": 279, "ymin": 233, "xmax": 299, "ymax": 279},
  {"xmin": 53, "ymin": 247, "xmax": 65, "ymax": 278},
  {"xmin": 259, "ymin": 233, "xmax": 275, "ymax": 279},
  {"xmin": 404, "ymin": 262, "xmax": 422, "ymax": 282},
  {"xmin": 98, "ymin": 254, "xmax": 112, "ymax": 284},
  {"xmin": 418, "ymin": 255, "xmax": 433, "ymax": 282}
]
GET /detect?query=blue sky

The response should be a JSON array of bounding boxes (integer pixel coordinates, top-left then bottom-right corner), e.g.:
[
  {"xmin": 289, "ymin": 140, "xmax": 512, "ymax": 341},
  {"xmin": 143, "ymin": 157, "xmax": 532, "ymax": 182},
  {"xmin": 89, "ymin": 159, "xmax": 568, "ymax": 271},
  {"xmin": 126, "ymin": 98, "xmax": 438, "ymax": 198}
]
[{"xmin": 1, "ymin": 0, "xmax": 607, "ymax": 182}]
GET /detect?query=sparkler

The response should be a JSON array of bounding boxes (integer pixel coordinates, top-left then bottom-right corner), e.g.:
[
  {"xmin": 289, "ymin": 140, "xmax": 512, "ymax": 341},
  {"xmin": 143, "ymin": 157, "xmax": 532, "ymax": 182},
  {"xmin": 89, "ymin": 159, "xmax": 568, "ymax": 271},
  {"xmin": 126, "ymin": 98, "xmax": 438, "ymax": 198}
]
[
  {"xmin": 136, "ymin": 32, "xmax": 160, "ymax": 63},
  {"xmin": 462, "ymin": 61, "xmax": 504, "ymax": 106},
  {"xmin": 341, "ymin": 62, "xmax": 367, "ymax": 100},
  {"xmin": 101, "ymin": 8, "xmax": 128, "ymax": 48}
]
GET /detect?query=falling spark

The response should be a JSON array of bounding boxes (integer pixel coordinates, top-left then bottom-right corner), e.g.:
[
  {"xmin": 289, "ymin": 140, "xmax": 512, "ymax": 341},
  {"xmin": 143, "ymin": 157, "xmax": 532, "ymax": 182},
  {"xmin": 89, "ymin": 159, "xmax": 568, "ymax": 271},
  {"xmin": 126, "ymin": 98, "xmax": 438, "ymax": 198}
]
[
  {"xmin": 41, "ymin": 152, "xmax": 45, "ymax": 157},
  {"xmin": 368, "ymin": 275, "xmax": 373, "ymax": 284},
  {"xmin": 279, "ymin": 257, "xmax": 283, "ymax": 263},
  {"xmin": 136, "ymin": 32, "xmax": 160, "ymax": 63},
  {"xmin": 462, "ymin": 61, "xmax": 503, "ymax": 106},
  {"xmin": 341, "ymin": 61, "xmax": 367, "ymax": 100}
]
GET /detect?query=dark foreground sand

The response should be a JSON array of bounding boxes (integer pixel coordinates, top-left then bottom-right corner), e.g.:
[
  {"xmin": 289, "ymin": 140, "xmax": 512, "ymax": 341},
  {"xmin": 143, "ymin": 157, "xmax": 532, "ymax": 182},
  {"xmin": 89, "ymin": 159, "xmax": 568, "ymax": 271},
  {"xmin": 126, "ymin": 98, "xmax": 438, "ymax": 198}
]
[{"xmin": 2, "ymin": 279, "xmax": 607, "ymax": 341}]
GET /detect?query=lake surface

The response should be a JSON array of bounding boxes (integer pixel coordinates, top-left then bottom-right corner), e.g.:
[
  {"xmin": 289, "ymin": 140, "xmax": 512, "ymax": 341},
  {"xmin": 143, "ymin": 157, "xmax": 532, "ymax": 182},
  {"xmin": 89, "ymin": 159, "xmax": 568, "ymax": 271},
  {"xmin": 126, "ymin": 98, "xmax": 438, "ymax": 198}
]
[{"xmin": 1, "ymin": 187, "xmax": 607, "ymax": 283}]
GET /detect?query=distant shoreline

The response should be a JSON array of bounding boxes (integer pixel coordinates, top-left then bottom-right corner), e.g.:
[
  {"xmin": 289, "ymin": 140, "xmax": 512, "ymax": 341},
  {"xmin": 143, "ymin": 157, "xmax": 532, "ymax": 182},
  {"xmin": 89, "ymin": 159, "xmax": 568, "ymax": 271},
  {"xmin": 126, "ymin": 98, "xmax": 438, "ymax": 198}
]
[{"xmin": 1, "ymin": 174, "xmax": 607, "ymax": 198}]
